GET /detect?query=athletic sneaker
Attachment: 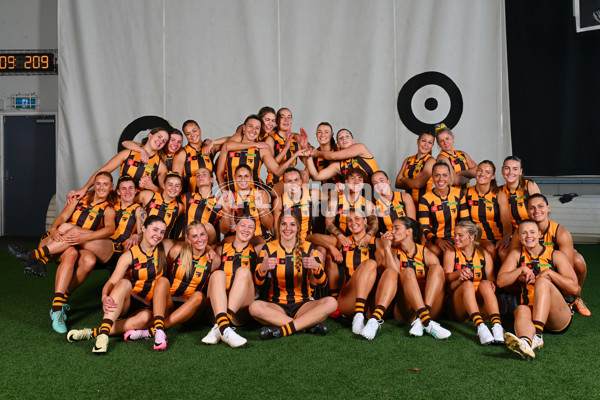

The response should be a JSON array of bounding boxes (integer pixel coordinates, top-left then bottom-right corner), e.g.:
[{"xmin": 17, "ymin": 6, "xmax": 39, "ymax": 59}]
[
  {"xmin": 504, "ymin": 332, "xmax": 535, "ymax": 360},
  {"xmin": 491, "ymin": 323, "xmax": 505, "ymax": 344},
  {"xmin": 153, "ymin": 329, "xmax": 168, "ymax": 351},
  {"xmin": 50, "ymin": 310, "xmax": 67, "ymax": 334},
  {"xmin": 409, "ymin": 318, "xmax": 424, "ymax": 337},
  {"xmin": 25, "ymin": 261, "xmax": 46, "ymax": 277},
  {"xmin": 67, "ymin": 328, "xmax": 93, "ymax": 343},
  {"xmin": 49, "ymin": 304, "xmax": 70, "ymax": 322},
  {"xmin": 8, "ymin": 244, "xmax": 32, "ymax": 265},
  {"xmin": 571, "ymin": 297, "xmax": 591, "ymax": 317},
  {"xmin": 259, "ymin": 326, "xmax": 282, "ymax": 340},
  {"xmin": 361, "ymin": 318, "xmax": 383, "ymax": 340},
  {"xmin": 92, "ymin": 334, "xmax": 109, "ymax": 354},
  {"xmin": 306, "ymin": 323, "xmax": 329, "ymax": 336},
  {"xmin": 532, "ymin": 334, "xmax": 544, "ymax": 350},
  {"xmin": 476, "ymin": 323, "xmax": 494, "ymax": 346},
  {"xmin": 351, "ymin": 313, "xmax": 365, "ymax": 335},
  {"xmin": 221, "ymin": 327, "xmax": 247, "ymax": 348},
  {"xmin": 425, "ymin": 320, "xmax": 451, "ymax": 340},
  {"xmin": 201, "ymin": 324, "xmax": 221, "ymax": 345},
  {"xmin": 124, "ymin": 329, "xmax": 152, "ymax": 342}
]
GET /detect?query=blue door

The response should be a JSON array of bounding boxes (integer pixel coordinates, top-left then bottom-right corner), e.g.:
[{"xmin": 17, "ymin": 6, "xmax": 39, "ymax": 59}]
[{"xmin": 3, "ymin": 115, "xmax": 56, "ymax": 236}]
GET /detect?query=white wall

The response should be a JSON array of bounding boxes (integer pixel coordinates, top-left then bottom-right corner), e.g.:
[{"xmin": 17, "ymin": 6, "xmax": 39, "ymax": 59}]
[{"xmin": 0, "ymin": 0, "xmax": 58, "ymax": 112}]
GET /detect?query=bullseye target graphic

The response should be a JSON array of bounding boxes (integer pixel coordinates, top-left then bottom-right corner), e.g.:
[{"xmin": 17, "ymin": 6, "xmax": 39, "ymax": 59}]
[
  {"xmin": 397, "ymin": 72, "xmax": 463, "ymax": 135},
  {"xmin": 117, "ymin": 116, "xmax": 173, "ymax": 152}
]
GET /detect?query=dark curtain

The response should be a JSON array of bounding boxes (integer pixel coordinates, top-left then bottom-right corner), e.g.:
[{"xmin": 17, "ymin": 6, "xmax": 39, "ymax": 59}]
[{"xmin": 506, "ymin": 0, "xmax": 600, "ymax": 175}]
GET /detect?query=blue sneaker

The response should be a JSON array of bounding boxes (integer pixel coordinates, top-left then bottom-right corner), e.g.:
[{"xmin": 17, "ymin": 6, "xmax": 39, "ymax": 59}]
[
  {"xmin": 49, "ymin": 304, "xmax": 71, "ymax": 322},
  {"xmin": 49, "ymin": 304, "xmax": 70, "ymax": 333}
]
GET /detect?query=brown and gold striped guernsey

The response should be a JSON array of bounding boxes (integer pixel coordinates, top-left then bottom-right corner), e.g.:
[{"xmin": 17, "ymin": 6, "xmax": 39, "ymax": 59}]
[
  {"xmin": 127, "ymin": 245, "xmax": 162, "ymax": 303},
  {"xmin": 254, "ymin": 241, "xmax": 325, "ymax": 304}
]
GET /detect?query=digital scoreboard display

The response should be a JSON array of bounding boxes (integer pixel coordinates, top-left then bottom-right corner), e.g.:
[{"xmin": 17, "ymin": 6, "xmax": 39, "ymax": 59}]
[{"xmin": 0, "ymin": 50, "xmax": 58, "ymax": 75}]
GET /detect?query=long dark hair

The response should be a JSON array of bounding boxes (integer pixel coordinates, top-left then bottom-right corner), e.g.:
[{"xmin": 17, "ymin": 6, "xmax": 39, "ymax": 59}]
[
  {"xmin": 141, "ymin": 216, "xmax": 167, "ymax": 274},
  {"xmin": 317, "ymin": 122, "xmax": 337, "ymax": 151},
  {"xmin": 397, "ymin": 217, "xmax": 423, "ymax": 243}
]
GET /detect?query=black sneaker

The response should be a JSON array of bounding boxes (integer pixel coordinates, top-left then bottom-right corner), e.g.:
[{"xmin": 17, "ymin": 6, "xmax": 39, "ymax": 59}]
[
  {"xmin": 259, "ymin": 326, "xmax": 282, "ymax": 340},
  {"xmin": 8, "ymin": 244, "xmax": 33, "ymax": 266},
  {"xmin": 25, "ymin": 261, "xmax": 46, "ymax": 277},
  {"xmin": 306, "ymin": 323, "xmax": 328, "ymax": 336}
]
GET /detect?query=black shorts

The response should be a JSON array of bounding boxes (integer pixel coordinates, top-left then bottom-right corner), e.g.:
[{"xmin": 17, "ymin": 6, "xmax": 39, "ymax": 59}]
[
  {"xmin": 128, "ymin": 294, "xmax": 151, "ymax": 313},
  {"xmin": 547, "ymin": 312, "xmax": 573, "ymax": 335},
  {"xmin": 274, "ymin": 300, "xmax": 312, "ymax": 318}
]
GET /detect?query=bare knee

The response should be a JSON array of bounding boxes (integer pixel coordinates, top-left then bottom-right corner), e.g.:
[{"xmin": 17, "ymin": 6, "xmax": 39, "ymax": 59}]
[
  {"xmin": 235, "ymin": 267, "xmax": 251, "ymax": 280},
  {"xmin": 513, "ymin": 305, "xmax": 531, "ymax": 319},
  {"xmin": 249, "ymin": 300, "xmax": 266, "ymax": 318},
  {"xmin": 187, "ymin": 291, "xmax": 205, "ymax": 307},
  {"xmin": 321, "ymin": 296, "xmax": 338, "ymax": 313},
  {"xmin": 477, "ymin": 280, "xmax": 496, "ymax": 297}
]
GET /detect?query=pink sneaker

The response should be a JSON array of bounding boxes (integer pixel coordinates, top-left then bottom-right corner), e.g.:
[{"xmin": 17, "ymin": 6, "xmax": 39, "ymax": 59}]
[
  {"xmin": 153, "ymin": 329, "xmax": 168, "ymax": 351},
  {"xmin": 124, "ymin": 329, "xmax": 151, "ymax": 342}
]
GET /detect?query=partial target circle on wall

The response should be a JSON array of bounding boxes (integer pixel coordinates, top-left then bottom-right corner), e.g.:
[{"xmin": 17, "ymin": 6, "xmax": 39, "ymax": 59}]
[
  {"xmin": 397, "ymin": 72, "xmax": 463, "ymax": 135},
  {"xmin": 117, "ymin": 116, "xmax": 173, "ymax": 152}
]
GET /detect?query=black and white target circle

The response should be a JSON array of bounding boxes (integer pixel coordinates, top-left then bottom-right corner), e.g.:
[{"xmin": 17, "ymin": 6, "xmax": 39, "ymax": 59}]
[
  {"xmin": 397, "ymin": 72, "xmax": 463, "ymax": 135},
  {"xmin": 117, "ymin": 115, "xmax": 173, "ymax": 152}
]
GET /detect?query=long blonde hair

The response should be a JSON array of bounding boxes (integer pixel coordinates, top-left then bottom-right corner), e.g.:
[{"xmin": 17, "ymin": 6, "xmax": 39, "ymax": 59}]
[
  {"xmin": 276, "ymin": 213, "xmax": 304, "ymax": 284},
  {"xmin": 179, "ymin": 222, "xmax": 207, "ymax": 279},
  {"xmin": 456, "ymin": 221, "xmax": 482, "ymax": 255}
]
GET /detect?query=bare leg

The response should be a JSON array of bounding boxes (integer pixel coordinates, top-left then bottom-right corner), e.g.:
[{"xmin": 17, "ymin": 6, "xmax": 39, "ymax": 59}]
[
  {"xmin": 67, "ymin": 249, "xmax": 96, "ymax": 294},
  {"xmin": 54, "ymin": 247, "xmax": 79, "ymax": 294},
  {"xmin": 164, "ymin": 292, "xmax": 207, "ymax": 328},
  {"xmin": 227, "ymin": 268, "xmax": 255, "ymax": 325},
  {"xmin": 338, "ymin": 259, "xmax": 378, "ymax": 316}
]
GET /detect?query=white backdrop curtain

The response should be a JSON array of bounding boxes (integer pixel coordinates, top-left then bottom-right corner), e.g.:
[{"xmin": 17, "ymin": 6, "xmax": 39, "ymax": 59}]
[{"xmin": 58, "ymin": 0, "xmax": 510, "ymax": 202}]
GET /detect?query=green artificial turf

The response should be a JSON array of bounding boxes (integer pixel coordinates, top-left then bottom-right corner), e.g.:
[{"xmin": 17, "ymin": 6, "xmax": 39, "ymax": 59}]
[{"xmin": 1, "ymin": 245, "xmax": 599, "ymax": 399}]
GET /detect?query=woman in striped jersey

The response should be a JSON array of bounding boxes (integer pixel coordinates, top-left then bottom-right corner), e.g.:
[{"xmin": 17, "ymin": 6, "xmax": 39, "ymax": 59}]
[
  {"xmin": 395, "ymin": 132, "xmax": 436, "ymax": 205},
  {"xmin": 10, "ymin": 172, "xmax": 117, "ymax": 334},
  {"xmin": 66, "ymin": 216, "xmax": 177, "ymax": 354},
  {"xmin": 443, "ymin": 221, "xmax": 504, "ymax": 346},
  {"xmin": 464, "ymin": 160, "xmax": 511, "ymax": 263},
  {"xmin": 249, "ymin": 213, "xmax": 337, "ymax": 340},
  {"xmin": 67, "ymin": 128, "xmax": 169, "ymax": 200},
  {"xmin": 202, "ymin": 214, "xmax": 261, "ymax": 347},
  {"xmin": 498, "ymin": 220, "xmax": 578, "ymax": 360},
  {"xmin": 306, "ymin": 128, "xmax": 379, "ymax": 182},
  {"xmin": 434, "ymin": 123, "xmax": 477, "ymax": 188},
  {"xmin": 418, "ymin": 161, "xmax": 469, "ymax": 258},
  {"xmin": 383, "ymin": 217, "xmax": 451, "ymax": 339},
  {"xmin": 123, "ymin": 222, "xmax": 225, "ymax": 350}
]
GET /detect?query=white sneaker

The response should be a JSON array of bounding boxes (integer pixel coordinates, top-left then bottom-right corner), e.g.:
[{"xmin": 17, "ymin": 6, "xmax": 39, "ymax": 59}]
[
  {"xmin": 202, "ymin": 324, "xmax": 222, "ymax": 345},
  {"xmin": 425, "ymin": 320, "xmax": 451, "ymax": 339},
  {"xmin": 532, "ymin": 334, "xmax": 544, "ymax": 350},
  {"xmin": 360, "ymin": 318, "xmax": 383, "ymax": 340},
  {"xmin": 221, "ymin": 327, "xmax": 247, "ymax": 348},
  {"xmin": 504, "ymin": 332, "xmax": 535, "ymax": 360},
  {"xmin": 67, "ymin": 328, "xmax": 93, "ymax": 343},
  {"xmin": 491, "ymin": 323, "xmax": 505, "ymax": 344},
  {"xmin": 477, "ymin": 323, "xmax": 494, "ymax": 346},
  {"xmin": 92, "ymin": 333, "xmax": 109, "ymax": 354},
  {"xmin": 409, "ymin": 317, "xmax": 424, "ymax": 337},
  {"xmin": 351, "ymin": 313, "xmax": 365, "ymax": 335}
]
